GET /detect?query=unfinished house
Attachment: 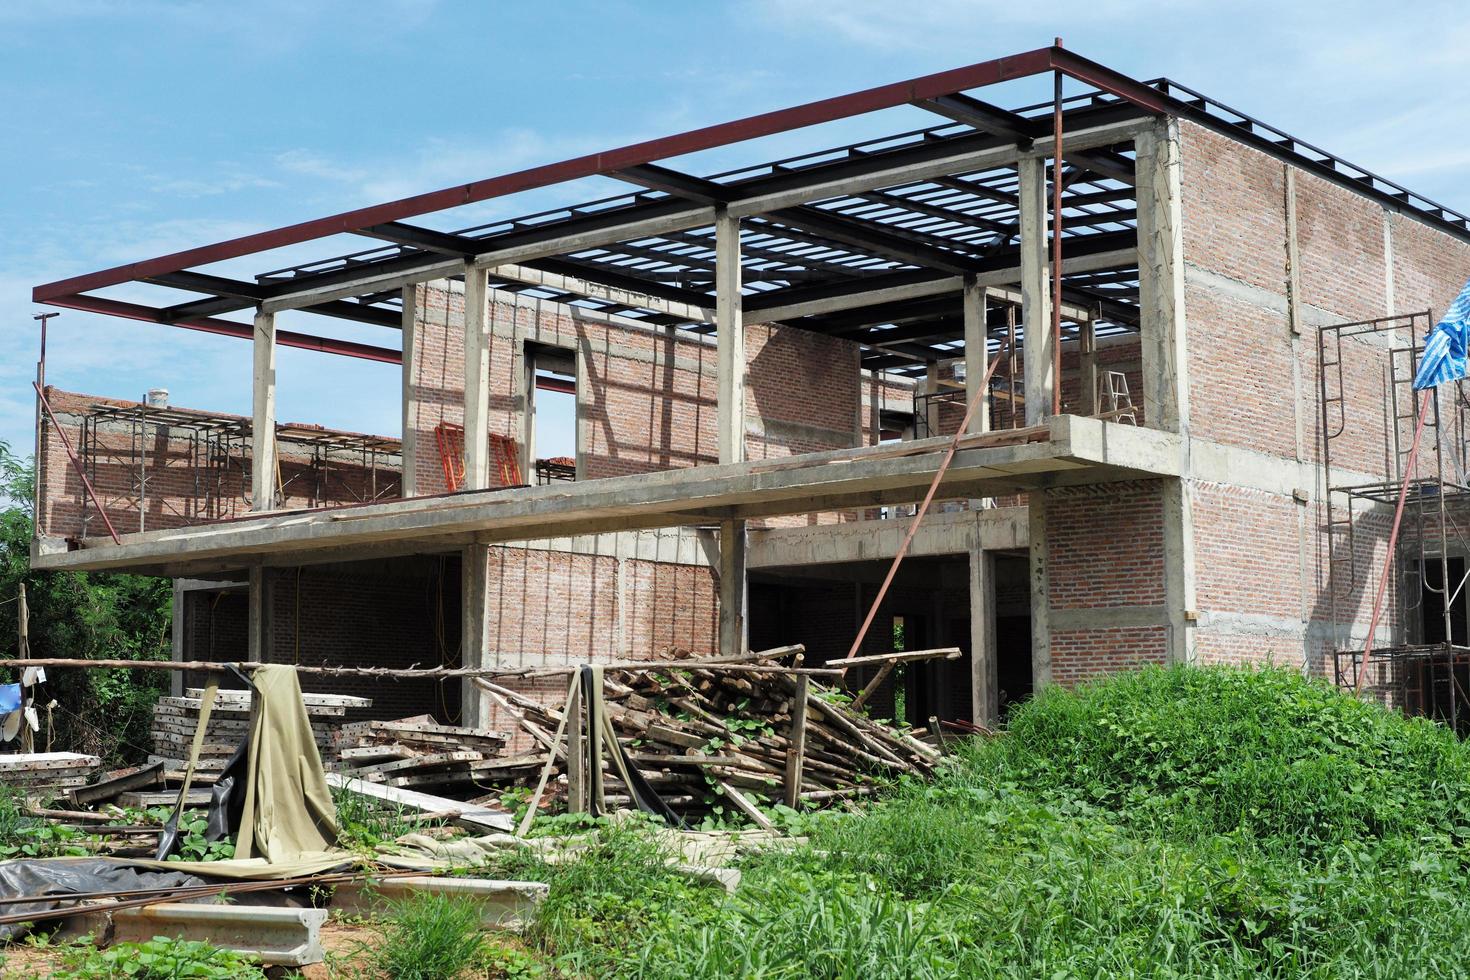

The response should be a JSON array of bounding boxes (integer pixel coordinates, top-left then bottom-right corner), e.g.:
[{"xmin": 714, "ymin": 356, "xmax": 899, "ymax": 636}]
[{"xmin": 28, "ymin": 45, "xmax": 1470, "ymax": 735}]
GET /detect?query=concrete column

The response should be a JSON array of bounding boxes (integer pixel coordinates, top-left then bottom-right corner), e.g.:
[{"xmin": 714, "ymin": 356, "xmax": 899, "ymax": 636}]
[
  {"xmin": 715, "ymin": 208, "xmax": 745, "ymax": 466},
  {"xmin": 718, "ymin": 520, "xmax": 747, "ymax": 657},
  {"xmin": 1018, "ymin": 157, "xmax": 1054, "ymax": 426},
  {"xmin": 1078, "ymin": 317, "xmax": 1098, "ymax": 417},
  {"xmin": 963, "ymin": 277, "xmax": 989, "ymax": 434},
  {"xmin": 923, "ymin": 362, "xmax": 941, "ymax": 437},
  {"xmin": 170, "ymin": 582, "xmax": 186, "ymax": 698},
  {"xmin": 461, "ymin": 543, "xmax": 490, "ymax": 726},
  {"xmin": 715, "ymin": 209, "xmax": 749, "ymax": 658},
  {"xmin": 1135, "ymin": 118, "xmax": 1189, "ymax": 434},
  {"xmin": 969, "ymin": 548, "xmax": 997, "ymax": 726},
  {"xmin": 251, "ymin": 310, "xmax": 277, "ymax": 511},
  {"xmin": 463, "ymin": 265, "xmax": 491, "ymax": 490},
  {"xmin": 247, "ymin": 566, "xmax": 270, "ymax": 663},
  {"xmin": 1161, "ymin": 479, "xmax": 1197, "ymax": 664},
  {"xmin": 1028, "ymin": 493, "xmax": 1051, "ymax": 690},
  {"xmin": 400, "ymin": 285, "xmax": 419, "ymax": 498}
]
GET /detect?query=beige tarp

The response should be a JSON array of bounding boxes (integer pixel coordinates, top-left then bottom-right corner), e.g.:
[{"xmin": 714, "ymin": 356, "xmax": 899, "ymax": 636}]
[{"xmin": 133, "ymin": 664, "xmax": 351, "ymax": 879}]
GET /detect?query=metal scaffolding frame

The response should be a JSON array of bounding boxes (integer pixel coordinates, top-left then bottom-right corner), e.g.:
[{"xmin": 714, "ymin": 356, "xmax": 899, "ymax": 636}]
[
  {"xmin": 1319, "ymin": 311, "xmax": 1470, "ymax": 732},
  {"xmin": 73, "ymin": 404, "xmax": 401, "ymax": 534}
]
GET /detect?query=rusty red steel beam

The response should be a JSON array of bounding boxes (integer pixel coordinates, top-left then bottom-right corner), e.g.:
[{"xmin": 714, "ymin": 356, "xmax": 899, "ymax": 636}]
[
  {"xmin": 47, "ymin": 294, "xmax": 401, "ymax": 364},
  {"xmin": 31, "ymin": 44, "xmax": 1172, "ymax": 351},
  {"xmin": 33, "ymin": 381, "xmax": 121, "ymax": 545},
  {"xmin": 33, "ymin": 48, "xmax": 1057, "ymax": 305}
]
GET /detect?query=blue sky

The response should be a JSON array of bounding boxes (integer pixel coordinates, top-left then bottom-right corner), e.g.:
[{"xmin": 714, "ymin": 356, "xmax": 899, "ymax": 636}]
[{"xmin": 4, "ymin": 0, "xmax": 1469, "ymax": 463}]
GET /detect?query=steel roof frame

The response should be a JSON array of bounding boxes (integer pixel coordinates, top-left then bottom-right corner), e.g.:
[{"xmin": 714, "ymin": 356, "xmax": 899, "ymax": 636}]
[{"xmin": 31, "ymin": 45, "xmax": 1470, "ymax": 376}]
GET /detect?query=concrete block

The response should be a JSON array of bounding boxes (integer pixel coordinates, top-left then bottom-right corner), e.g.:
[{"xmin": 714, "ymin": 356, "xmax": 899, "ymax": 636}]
[
  {"xmin": 329, "ymin": 876, "xmax": 547, "ymax": 930},
  {"xmin": 110, "ymin": 902, "xmax": 327, "ymax": 967}
]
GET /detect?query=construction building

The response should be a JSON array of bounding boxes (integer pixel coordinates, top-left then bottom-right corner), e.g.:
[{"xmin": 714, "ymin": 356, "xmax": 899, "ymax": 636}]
[{"xmin": 27, "ymin": 45, "xmax": 1470, "ymax": 733}]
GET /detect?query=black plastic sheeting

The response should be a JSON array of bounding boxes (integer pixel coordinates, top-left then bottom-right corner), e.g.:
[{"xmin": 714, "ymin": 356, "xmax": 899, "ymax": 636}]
[{"xmin": 0, "ymin": 858, "xmax": 208, "ymax": 941}]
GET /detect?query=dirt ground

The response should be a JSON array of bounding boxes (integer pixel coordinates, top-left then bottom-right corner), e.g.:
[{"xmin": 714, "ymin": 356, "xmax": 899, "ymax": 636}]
[{"xmin": 0, "ymin": 916, "xmax": 537, "ymax": 978}]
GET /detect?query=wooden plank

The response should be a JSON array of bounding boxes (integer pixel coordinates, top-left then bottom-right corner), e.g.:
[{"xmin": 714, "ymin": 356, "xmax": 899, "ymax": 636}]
[
  {"xmin": 717, "ymin": 781, "xmax": 774, "ymax": 830},
  {"xmin": 326, "ymin": 772, "xmax": 513, "ymax": 834}
]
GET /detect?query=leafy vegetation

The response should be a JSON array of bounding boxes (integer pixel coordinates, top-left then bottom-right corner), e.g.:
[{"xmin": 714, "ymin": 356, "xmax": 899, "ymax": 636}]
[
  {"xmin": 491, "ymin": 665, "xmax": 1470, "ymax": 978},
  {"xmin": 55, "ymin": 935, "xmax": 265, "ymax": 979},
  {"xmin": 0, "ymin": 441, "xmax": 172, "ymax": 766}
]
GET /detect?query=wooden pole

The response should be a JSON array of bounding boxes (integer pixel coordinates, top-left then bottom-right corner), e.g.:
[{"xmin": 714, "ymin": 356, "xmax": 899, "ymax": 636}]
[
  {"xmin": 17, "ymin": 583, "xmax": 31, "ymax": 753},
  {"xmin": 782, "ymin": 673, "xmax": 810, "ymax": 809}
]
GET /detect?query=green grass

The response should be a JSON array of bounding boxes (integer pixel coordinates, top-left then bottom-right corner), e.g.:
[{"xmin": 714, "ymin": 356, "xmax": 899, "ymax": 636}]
[
  {"xmin": 369, "ymin": 891, "xmax": 488, "ymax": 980},
  {"xmin": 497, "ymin": 665, "xmax": 1470, "ymax": 978}
]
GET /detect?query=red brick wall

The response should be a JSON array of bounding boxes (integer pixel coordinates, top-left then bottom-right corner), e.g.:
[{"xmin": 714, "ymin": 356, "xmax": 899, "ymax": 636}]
[
  {"xmin": 408, "ymin": 284, "xmax": 864, "ymax": 496},
  {"xmin": 38, "ymin": 388, "xmax": 400, "ymax": 540},
  {"xmin": 1177, "ymin": 119, "xmax": 1470, "ymax": 676},
  {"xmin": 475, "ymin": 543, "xmax": 719, "ymax": 739},
  {"xmin": 1043, "ymin": 481, "xmax": 1169, "ymax": 684}
]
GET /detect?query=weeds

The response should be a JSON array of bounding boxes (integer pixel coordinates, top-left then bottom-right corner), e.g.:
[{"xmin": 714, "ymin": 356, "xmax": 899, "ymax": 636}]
[
  {"xmin": 507, "ymin": 665, "xmax": 1470, "ymax": 978},
  {"xmin": 369, "ymin": 891, "xmax": 487, "ymax": 980},
  {"xmin": 54, "ymin": 936, "xmax": 265, "ymax": 979}
]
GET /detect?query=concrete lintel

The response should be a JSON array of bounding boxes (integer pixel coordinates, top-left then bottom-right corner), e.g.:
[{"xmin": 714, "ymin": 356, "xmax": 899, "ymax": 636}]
[
  {"xmin": 749, "ymin": 506, "xmax": 1027, "ymax": 568},
  {"xmin": 1049, "ymin": 605, "xmax": 1168, "ymax": 630}
]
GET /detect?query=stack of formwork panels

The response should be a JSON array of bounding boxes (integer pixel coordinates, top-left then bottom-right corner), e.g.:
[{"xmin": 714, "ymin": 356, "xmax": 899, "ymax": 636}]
[
  {"xmin": 0, "ymin": 752, "xmax": 103, "ymax": 797},
  {"xmin": 150, "ymin": 689, "xmax": 371, "ymax": 780}
]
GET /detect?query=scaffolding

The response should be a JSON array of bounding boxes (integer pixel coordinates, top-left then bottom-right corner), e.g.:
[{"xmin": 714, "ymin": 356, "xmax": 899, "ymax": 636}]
[
  {"xmin": 74, "ymin": 404, "xmax": 400, "ymax": 535},
  {"xmin": 1319, "ymin": 311, "xmax": 1470, "ymax": 733}
]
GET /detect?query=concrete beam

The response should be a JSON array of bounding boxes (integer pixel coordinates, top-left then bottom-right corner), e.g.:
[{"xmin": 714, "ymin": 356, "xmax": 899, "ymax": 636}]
[
  {"xmin": 1018, "ymin": 157, "xmax": 1053, "ymax": 425},
  {"xmin": 109, "ymin": 903, "xmax": 327, "ymax": 968},
  {"xmin": 463, "ymin": 264, "xmax": 491, "ymax": 490},
  {"xmin": 34, "ymin": 416, "xmax": 1180, "ymax": 576},
  {"xmin": 752, "ymin": 249, "xmax": 1132, "ymax": 325},
  {"xmin": 487, "ymin": 263, "xmax": 715, "ymax": 324},
  {"xmin": 749, "ymin": 506, "xmax": 1027, "ymax": 568},
  {"xmin": 250, "ymin": 310, "xmax": 277, "ymax": 511},
  {"xmin": 329, "ymin": 877, "xmax": 547, "ymax": 931},
  {"xmin": 1135, "ymin": 118, "xmax": 1189, "ymax": 433}
]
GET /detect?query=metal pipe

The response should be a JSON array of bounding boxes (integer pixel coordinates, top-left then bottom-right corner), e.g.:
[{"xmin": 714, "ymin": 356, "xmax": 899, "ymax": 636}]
[
  {"xmin": 1051, "ymin": 39, "xmax": 1065, "ymax": 417},
  {"xmin": 1356, "ymin": 387, "xmax": 1434, "ymax": 695},
  {"xmin": 33, "ymin": 382, "xmax": 120, "ymax": 544}
]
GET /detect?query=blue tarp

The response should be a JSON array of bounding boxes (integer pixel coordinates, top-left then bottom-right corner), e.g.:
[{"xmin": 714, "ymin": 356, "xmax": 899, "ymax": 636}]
[
  {"xmin": 1413, "ymin": 277, "xmax": 1470, "ymax": 389},
  {"xmin": 0, "ymin": 685, "xmax": 21, "ymax": 715}
]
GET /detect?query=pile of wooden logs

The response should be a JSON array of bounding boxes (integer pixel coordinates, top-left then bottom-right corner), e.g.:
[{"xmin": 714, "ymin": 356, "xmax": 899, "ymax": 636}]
[
  {"xmin": 150, "ymin": 689, "xmax": 370, "ymax": 779},
  {"xmin": 478, "ymin": 646, "xmax": 956, "ymax": 827},
  {"xmin": 332, "ymin": 716, "xmax": 540, "ymax": 794}
]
